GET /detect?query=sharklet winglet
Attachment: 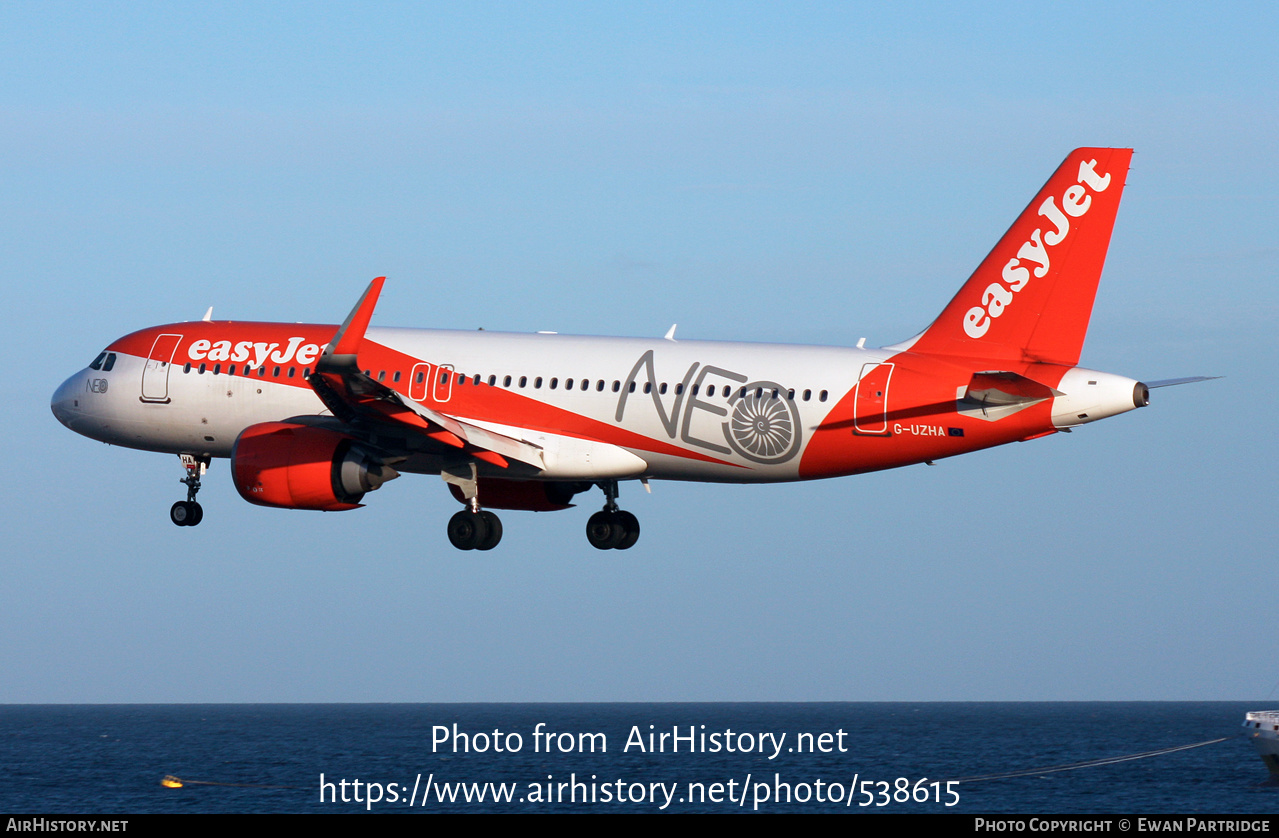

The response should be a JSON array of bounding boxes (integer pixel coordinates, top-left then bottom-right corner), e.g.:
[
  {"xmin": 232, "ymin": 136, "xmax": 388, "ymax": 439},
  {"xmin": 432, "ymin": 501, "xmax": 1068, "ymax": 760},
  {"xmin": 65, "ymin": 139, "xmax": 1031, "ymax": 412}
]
[{"xmin": 320, "ymin": 277, "xmax": 385, "ymax": 369}]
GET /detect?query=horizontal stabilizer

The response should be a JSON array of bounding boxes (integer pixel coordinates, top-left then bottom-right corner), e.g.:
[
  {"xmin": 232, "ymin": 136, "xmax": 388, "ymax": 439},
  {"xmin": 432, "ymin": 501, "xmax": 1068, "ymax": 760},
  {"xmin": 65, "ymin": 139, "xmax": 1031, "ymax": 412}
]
[
  {"xmin": 1145, "ymin": 376, "xmax": 1222, "ymax": 389},
  {"xmin": 958, "ymin": 371, "xmax": 1058, "ymax": 422}
]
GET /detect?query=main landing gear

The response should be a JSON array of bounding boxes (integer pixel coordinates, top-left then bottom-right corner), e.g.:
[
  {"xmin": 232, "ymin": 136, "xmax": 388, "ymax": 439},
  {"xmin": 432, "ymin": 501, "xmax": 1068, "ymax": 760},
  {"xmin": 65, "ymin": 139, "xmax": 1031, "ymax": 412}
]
[
  {"xmin": 442, "ymin": 463, "xmax": 504, "ymax": 551},
  {"xmin": 586, "ymin": 480, "xmax": 640, "ymax": 550},
  {"xmin": 170, "ymin": 453, "xmax": 209, "ymax": 527},
  {"xmin": 440, "ymin": 471, "xmax": 641, "ymax": 552},
  {"xmin": 447, "ymin": 509, "xmax": 503, "ymax": 551}
]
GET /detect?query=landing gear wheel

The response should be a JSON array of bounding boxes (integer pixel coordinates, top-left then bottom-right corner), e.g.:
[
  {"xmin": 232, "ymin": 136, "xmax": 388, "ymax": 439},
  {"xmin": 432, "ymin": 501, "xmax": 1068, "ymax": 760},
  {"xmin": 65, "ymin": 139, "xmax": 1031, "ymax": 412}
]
[
  {"xmin": 476, "ymin": 511, "xmax": 503, "ymax": 551},
  {"xmin": 170, "ymin": 501, "xmax": 203, "ymax": 527},
  {"xmin": 614, "ymin": 510, "xmax": 640, "ymax": 550},
  {"xmin": 447, "ymin": 510, "xmax": 490, "ymax": 551},
  {"xmin": 586, "ymin": 510, "xmax": 624, "ymax": 550}
]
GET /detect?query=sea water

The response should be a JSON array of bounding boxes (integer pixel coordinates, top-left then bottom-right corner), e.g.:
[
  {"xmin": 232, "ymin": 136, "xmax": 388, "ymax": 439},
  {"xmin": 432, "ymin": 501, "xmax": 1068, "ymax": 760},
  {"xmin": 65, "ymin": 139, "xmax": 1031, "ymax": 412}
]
[{"xmin": 1, "ymin": 703, "xmax": 1273, "ymax": 813}]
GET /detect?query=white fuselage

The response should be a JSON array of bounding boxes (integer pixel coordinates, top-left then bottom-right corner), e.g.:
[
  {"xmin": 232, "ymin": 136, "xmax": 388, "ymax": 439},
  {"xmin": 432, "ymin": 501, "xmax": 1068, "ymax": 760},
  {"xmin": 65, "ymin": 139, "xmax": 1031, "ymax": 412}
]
[{"xmin": 52, "ymin": 325, "xmax": 900, "ymax": 483}]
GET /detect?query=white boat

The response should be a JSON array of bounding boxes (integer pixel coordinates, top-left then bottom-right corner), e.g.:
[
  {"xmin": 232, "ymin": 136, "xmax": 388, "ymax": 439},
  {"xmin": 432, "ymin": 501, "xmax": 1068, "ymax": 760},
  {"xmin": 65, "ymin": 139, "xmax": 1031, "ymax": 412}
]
[{"xmin": 1243, "ymin": 711, "xmax": 1279, "ymax": 781}]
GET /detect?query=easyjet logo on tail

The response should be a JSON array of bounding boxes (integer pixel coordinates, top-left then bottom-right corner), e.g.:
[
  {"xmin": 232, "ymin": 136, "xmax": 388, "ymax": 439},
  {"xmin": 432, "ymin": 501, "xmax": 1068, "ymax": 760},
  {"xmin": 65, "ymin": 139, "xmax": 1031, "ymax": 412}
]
[{"xmin": 963, "ymin": 159, "xmax": 1113, "ymax": 339}]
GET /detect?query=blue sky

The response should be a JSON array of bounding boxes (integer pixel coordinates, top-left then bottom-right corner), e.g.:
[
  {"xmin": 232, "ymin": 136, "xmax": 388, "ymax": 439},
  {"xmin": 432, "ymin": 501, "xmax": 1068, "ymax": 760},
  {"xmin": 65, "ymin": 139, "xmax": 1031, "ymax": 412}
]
[{"xmin": 2, "ymin": 2, "xmax": 1275, "ymax": 702}]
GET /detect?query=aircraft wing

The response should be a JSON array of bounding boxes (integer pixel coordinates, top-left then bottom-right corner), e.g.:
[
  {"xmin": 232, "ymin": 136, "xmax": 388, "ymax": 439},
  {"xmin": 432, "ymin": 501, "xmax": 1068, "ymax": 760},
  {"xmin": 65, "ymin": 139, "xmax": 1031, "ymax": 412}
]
[{"xmin": 308, "ymin": 277, "xmax": 546, "ymax": 470}]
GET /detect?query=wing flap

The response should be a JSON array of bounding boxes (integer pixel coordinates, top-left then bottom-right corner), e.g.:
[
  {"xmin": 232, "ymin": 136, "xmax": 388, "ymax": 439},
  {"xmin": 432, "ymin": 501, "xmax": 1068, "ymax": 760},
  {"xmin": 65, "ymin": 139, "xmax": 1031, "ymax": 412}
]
[
  {"xmin": 382, "ymin": 388, "xmax": 546, "ymax": 469},
  {"xmin": 957, "ymin": 370, "xmax": 1059, "ymax": 423}
]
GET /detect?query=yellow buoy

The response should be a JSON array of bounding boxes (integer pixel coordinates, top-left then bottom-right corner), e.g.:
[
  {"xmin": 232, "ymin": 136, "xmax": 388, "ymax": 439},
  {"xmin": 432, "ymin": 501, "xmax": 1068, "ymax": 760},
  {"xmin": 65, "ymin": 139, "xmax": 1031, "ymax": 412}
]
[{"xmin": 160, "ymin": 775, "xmax": 184, "ymax": 788}]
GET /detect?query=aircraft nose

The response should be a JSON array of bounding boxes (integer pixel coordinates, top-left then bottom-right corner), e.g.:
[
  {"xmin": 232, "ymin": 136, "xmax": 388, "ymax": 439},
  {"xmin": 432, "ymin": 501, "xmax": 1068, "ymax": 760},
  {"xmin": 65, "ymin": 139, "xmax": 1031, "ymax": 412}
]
[{"xmin": 51, "ymin": 373, "xmax": 83, "ymax": 429}]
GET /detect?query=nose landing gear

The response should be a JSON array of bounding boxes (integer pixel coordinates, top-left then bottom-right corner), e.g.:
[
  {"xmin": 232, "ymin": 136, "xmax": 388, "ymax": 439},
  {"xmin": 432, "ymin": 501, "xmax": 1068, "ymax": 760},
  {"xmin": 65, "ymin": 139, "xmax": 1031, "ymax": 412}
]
[
  {"xmin": 586, "ymin": 481, "xmax": 640, "ymax": 550},
  {"xmin": 170, "ymin": 454, "xmax": 209, "ymax": 527}
]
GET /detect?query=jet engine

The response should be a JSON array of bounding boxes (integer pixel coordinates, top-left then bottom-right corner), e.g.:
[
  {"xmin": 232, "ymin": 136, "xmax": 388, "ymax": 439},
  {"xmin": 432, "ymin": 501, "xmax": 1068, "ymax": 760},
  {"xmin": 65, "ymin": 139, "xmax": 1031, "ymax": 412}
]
[
  {"xmin": 448, "ymin": 478, "xmax": 587, "ymax": 512},
  {"xmin": 231, "ymin": 422, "xmax": 398, "ymax": 510}
]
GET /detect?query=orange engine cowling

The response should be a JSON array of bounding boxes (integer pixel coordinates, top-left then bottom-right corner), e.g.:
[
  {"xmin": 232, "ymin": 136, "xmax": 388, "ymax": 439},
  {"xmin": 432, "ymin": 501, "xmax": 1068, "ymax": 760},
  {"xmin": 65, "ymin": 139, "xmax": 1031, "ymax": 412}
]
[
  {"xmin": 448, "ymin": 478, "xmax": 585, "ymax": 512},
  {"xmin": 231, "ymin": 422, "xmax": 398, "ymax": 511}
]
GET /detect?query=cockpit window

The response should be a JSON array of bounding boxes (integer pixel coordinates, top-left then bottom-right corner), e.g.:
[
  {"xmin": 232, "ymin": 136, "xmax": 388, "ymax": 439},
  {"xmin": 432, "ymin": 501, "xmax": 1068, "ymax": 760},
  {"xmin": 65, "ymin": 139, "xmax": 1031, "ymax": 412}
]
[
  {"xmin": 102, "ymin": 353, "xmax": 117, "ymax": 372},
  {"xmin": 90, "ymin": 352, "xmax": 107, "ymax": 370}
]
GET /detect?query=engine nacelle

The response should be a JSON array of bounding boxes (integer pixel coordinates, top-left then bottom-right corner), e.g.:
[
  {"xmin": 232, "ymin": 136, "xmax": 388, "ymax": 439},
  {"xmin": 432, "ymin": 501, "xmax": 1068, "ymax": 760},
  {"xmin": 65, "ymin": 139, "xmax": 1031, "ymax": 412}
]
[
  {"xmin": 231, "ymin": 422, "xmax": 398, "ymax": 511},
  {"xmin": 448, "ymin": 478, "xmax": 586, "ymax": 512}
]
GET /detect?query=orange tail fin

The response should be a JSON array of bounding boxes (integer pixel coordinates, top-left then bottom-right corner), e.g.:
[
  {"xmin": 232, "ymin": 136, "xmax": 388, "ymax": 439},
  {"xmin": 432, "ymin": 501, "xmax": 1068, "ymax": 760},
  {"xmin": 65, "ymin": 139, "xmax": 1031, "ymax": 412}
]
[{"xmin": 902, "ymin": 148, "xmax": 1133, "ymax": 366}]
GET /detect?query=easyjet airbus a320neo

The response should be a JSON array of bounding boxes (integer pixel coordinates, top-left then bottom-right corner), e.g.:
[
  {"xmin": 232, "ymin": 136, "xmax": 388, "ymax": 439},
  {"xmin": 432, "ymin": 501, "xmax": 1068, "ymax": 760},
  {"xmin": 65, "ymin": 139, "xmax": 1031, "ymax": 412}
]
[{"xmin": 52, "ymin": 148, "xmax": 1210, "ymax": 551}]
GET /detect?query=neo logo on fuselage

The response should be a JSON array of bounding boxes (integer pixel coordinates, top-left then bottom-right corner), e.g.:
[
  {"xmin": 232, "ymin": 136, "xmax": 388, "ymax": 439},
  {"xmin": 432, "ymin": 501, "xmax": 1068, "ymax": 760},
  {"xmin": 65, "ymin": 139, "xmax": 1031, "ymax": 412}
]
[{"xmin": 614, "ymin": 350, "xmax": 802, "ymax": 465}]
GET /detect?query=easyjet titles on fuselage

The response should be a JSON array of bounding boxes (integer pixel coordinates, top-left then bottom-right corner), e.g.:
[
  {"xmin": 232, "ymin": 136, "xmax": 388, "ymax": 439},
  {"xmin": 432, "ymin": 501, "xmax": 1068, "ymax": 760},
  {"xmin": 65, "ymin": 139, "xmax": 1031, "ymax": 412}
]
[{"xmin": 185, "ymin": 337, "xmax": 327, "ymax": 370}]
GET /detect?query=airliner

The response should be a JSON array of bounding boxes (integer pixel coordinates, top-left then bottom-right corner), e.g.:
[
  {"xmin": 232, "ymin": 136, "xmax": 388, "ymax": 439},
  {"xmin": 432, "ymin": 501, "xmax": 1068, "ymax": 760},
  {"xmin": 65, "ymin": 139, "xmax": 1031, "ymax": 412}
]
[{"xmin": 51, "ymin": 147, "xmax": 1209, "ymax": 551}]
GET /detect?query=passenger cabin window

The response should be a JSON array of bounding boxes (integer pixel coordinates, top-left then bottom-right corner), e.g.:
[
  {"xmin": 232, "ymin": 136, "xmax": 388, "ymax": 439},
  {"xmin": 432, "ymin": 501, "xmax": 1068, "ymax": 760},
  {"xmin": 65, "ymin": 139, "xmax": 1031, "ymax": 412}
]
[
  {"xmin": 519, "ymin": 376, "xmax": 527, "ymax": 388},
  {"xmin": 819, "ymin": 390, "xmax": 828, "ymax": 402},
  {"xmin": 393, "ymin": 371, "xmax": 401, "ymax": 383},
  {"xmin": 503, "ymin": 375, "xmax": 512, "ymax": 387}
]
